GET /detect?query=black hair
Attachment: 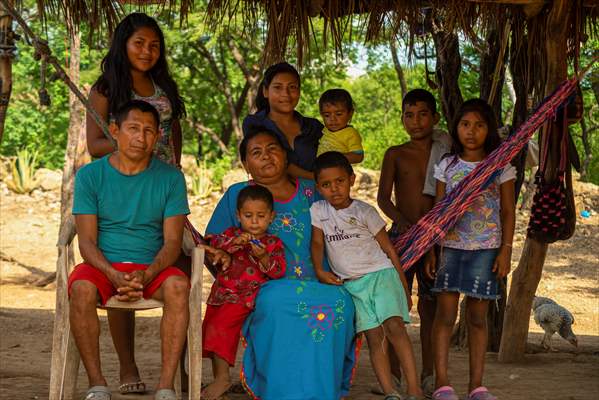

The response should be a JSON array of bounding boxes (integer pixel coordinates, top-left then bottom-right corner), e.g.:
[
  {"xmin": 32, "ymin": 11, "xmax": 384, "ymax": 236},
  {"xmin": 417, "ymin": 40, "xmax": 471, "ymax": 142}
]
[
  {"xmin": 114, "ymin": 100, "xmax": 160, "ymax": 128},
  {"xmin": 319, "ymin": 88, "xmax": 354, "ymax": 112},
  {"xmin": 449, "ymin": 98, "xmax": 500, "ymax": 156},
  {"xmin": 237, "ymin": 185, "xmax": 274, "ymax": 211},
  {"xmin": 239, "ymin": 130, "xmax": 286, "ymax": 162},
  {"xmin": 93, "ymin": 13, "xmax": 186, "ymax": 119},
  {"xmin": 313, "ymin": 151, "xmax": 354, "ymax": 181},
  {"xmin": 402, "ymin": 88, "xmax": 437, "ymax": 114},
  {"xmin": 255, "ymin": 62, "xmax": 301, "ymax": 112}
]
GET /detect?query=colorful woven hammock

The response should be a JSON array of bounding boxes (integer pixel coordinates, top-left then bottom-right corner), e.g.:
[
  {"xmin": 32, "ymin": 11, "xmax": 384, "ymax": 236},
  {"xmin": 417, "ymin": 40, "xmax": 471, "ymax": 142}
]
[{"xmin": 393, "ymin": 78, "xmax": 579, "ymax": 271}]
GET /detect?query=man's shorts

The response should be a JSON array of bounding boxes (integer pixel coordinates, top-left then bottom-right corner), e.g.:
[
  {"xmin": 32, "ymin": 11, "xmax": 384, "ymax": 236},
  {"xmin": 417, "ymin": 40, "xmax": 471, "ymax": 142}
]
[
  {"xmin": 67, "ymin": 262, "xmax": 187, "ymax": 305},
  {"xmin": 343, "ymin": 268, "xmax": 410, "ymax": 333},
  {"xmin": 202, "ymin": 302, "xmax": 251, "ymax": 366},
  {"xmin": 389, "ymin": 223, "xmax": 435, "ymax": 300}
]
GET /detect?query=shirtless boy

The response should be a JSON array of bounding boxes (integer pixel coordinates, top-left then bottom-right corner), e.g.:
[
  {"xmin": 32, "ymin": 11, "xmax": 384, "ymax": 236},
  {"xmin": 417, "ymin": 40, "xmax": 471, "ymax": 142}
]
[{"xmin": 377, "ymin": 89, "xmax": 451, "ymax": 397}]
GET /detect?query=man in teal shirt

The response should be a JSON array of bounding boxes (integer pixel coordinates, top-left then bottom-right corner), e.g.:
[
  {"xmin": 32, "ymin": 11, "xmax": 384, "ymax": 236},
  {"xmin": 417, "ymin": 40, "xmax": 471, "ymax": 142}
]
[{"xmin": 68, "ymin": 100, "xmax": 190, "ymax": 400}]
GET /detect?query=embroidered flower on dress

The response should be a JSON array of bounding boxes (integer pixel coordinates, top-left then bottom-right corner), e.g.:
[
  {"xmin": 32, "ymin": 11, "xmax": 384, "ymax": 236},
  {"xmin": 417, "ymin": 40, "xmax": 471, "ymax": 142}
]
[
  {"xmin": 289, "ymin": 261, "xmax": 305, "ymax": 278},
  {"xmin": 307, "ymin": 305, "xmax": 335, "ymax": 331},
  {"xmin": 303, "ymin": 187, "xmax": 314, "ymax": 198},
  {"xmin": 273, "ymin": 213, "xmax": 302, "ymax": 233}
]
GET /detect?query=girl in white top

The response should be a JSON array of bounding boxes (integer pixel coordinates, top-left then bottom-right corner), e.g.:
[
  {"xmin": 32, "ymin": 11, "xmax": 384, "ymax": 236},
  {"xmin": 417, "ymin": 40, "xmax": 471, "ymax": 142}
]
[{"xmin": 426, "ymin": 99, "xmax": 516, "ymax": 400}]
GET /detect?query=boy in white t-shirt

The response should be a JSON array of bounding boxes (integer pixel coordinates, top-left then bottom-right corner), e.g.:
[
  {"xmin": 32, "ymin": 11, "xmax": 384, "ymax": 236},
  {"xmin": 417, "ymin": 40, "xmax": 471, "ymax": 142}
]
[{"xmin": 310, "ymin": 151, "xmax": 423, "ymax": 400}]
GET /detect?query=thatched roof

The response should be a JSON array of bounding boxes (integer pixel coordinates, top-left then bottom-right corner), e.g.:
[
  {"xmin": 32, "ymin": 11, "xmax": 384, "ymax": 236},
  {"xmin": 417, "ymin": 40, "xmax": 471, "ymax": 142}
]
[{"xmin": 19, "ymin": 0, "xmax": 599, "ymax": 63}]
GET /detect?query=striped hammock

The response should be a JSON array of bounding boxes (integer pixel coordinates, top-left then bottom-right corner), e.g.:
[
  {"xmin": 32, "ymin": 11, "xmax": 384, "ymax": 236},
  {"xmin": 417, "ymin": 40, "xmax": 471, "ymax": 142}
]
[{"xmin": 393, "ymin": 78, "xmax": 579, "ymax": 271}]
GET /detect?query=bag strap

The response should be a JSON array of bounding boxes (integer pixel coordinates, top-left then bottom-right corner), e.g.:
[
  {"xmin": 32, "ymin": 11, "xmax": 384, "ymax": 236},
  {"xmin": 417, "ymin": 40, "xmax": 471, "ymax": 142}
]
[{"xmin": 539, "ymin": 107, "xmax": 569, "ymax": 175}]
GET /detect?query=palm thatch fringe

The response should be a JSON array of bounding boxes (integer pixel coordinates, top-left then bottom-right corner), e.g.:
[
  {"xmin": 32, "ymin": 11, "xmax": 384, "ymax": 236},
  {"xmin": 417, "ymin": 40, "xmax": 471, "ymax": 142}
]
[
  {"xmin": 204, "ymin": 1, "xmax": 597, "ymax": 65},
  {"xmin": 12, "ymin": 0, "xmax": 599, "ymax": 66}
]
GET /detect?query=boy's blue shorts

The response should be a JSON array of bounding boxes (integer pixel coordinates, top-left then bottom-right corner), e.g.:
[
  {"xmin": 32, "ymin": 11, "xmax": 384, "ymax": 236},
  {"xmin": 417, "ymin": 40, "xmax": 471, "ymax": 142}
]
[
  {"xmin": 344, "ymin": 267, "xmax": 411, "ymax": 333},
  {"xmin": 432, "ymin": 247, "xmax": 500, "ymax": 300}
]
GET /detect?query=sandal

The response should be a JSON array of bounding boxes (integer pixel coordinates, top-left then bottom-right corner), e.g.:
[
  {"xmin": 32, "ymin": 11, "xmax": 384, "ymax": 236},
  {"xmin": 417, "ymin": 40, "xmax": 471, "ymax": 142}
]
[
  {"xmin": 371, "ymin": 376, "xmax": 402, "ymax": 395},
  {"xmin": 432, "ymin": 386, "xmax": 459, "ymax": 400},
  {"xmin": 467, "ymin": 387, "xmax": 497, "ymax": 400},
  {"xmin": 84, "ymin": 386, "xmax": 111, "ymax": 400},
  {"xmin": 384, "ymin": 393, "xmax": 402, "ymax": 400},
  {"xmin": 154, "ymin": 388, "xmax": 177, "ymax": 400},
  {"xmin": 421, "ymin": 374, "xmax": 435, "ymax": 399},
  {"xmin": 119, "ymin": 380, "xmax": 146, "ymax": 394}
]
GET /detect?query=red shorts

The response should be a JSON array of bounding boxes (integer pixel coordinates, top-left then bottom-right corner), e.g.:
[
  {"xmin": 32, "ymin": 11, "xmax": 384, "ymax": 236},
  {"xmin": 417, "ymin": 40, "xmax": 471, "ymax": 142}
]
[
  {"xmin": 202, "ymin": 302, "xmax": 251, "ymax": 366},
  {"xmin": 67, "ymin": 262, "xmax": 187, "ymax": 305}
]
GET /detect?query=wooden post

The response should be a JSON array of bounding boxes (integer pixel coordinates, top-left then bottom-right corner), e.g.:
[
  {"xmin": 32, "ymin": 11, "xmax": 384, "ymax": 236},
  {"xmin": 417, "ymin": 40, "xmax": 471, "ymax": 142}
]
[
  {"xmin": 49, "ymin": 245, "xmax": 80, "ymax": 399},
  {"xmin": 188, "ymin": 247, "xmax": 205, "ymax": 397},
  {"xmin": 0, "ymin": 0, "xmax": 15, "ymax": 142},
  {"xmin": 498, "ymin": 0, "xmax": 571, "ymax": 363}
]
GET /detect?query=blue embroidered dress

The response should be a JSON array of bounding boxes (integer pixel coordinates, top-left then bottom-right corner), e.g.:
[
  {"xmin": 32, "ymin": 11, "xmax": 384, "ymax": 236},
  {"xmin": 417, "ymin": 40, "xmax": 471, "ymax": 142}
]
[{"xmin": 206, "ymin": 178, "xmax": 356, "ymax": 400}]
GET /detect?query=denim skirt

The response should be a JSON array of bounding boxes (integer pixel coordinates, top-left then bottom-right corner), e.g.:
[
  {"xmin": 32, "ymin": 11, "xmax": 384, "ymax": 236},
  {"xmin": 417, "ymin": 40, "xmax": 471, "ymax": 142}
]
[{"xmin": 432, "ymin": 247, "xmax": 500, "ymax": 300}]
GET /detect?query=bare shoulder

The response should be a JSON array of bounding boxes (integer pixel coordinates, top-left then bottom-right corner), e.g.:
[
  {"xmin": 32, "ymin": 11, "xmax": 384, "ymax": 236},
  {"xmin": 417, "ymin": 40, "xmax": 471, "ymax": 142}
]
[
  {"xmin": 383, "ymin": 145, "xmax": 408, "ymax": 159},
  {"xmin": 88, "ymin": 87, "xmax": 108, "ymax": 107}
]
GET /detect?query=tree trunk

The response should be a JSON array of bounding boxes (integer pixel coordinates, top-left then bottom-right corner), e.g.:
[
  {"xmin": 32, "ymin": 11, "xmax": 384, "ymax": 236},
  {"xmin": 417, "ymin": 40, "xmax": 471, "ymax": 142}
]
[
  {"xmin": 499, "ymin": 0, "xmax": 571, "ymax": 363},
  {"xmin": 0, "ymin": 2, "xmax": 15, "ymax": 142},
  {"xmin": 432, "ymin": 28, "xmax": 463, "ymax": 124},
  {"xmin": 57, "ymin": 31, "xmax": 82, "ymax": 246},
  {"xmin": 579, "ymin": 116, "xmax": 596, "ymax": 182},
  {"xmin": 479, "ymin": 27, "xmax": 507, "ymax": 125},
  {"xmin": 508, "ymin": 18, "xmax": 532, "ymax": 202},
  {"xmin": 247, "ymin": 72, "xmax": 261, "ymax": 114},
  {"xmin": 390, "ymin": 39, "xmax": 407, "ymax": 99}
]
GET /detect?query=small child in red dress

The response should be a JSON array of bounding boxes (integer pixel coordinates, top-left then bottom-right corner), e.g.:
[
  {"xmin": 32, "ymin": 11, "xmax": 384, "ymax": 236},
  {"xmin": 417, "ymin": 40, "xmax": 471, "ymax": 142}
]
[{"xmin": 201, "ymin": 185, "xmax": 286, "ymax": 399}]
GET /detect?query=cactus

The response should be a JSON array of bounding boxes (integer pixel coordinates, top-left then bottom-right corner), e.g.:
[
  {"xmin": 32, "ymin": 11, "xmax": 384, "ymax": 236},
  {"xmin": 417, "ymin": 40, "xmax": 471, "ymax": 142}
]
[
  {"xmin": 190, "ymin": 161, "xmax": 213, "ymax": 199},
  {"xmin": 5, "ymin": 149, "xmax": 41, "ymax": 194}
]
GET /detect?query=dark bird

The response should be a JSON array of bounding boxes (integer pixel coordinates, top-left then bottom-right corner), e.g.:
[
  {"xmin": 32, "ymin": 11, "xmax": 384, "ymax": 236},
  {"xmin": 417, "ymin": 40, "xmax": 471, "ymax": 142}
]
[{"xmin": 532, "ymin": 296, "xmax": 577, "ymax": 350}]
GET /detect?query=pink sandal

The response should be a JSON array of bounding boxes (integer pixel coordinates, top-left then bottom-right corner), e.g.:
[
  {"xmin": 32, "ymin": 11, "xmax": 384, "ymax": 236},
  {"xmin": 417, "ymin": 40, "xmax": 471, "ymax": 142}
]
[
  {"xmin": 467, "ymin": 386, "xmax": 497, "ymax": 400},
  {"xmin": 432, "ymin": 386, "xmax": 459, "ymax": 400}
]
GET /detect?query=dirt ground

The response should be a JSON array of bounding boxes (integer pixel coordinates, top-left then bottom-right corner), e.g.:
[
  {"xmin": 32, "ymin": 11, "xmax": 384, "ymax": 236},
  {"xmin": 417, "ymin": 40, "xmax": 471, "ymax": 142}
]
[{"xmin": 1, "ymin": 170, "xmax": 598, "ymax": 400}]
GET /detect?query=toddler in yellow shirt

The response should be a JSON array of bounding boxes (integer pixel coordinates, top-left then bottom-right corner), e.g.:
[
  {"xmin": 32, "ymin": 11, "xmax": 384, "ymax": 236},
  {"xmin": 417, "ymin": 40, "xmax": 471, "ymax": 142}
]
[{"xmin": 317, "ymin": 89, "xmax": 364, "ymax": 164}]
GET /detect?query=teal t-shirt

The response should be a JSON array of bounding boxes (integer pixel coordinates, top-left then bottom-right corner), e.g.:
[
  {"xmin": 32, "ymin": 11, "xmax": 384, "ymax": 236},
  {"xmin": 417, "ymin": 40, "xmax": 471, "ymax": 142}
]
[{"xmin": 73, "ymin": 155, "xmax": 190, "ymax": 264}]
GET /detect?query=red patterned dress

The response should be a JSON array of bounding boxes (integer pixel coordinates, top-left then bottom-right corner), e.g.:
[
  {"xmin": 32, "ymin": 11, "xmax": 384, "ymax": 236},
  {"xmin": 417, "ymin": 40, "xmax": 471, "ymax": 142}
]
[{"xmin": 202, "ymin": 227, "xmax": 286, "ymax": 365}]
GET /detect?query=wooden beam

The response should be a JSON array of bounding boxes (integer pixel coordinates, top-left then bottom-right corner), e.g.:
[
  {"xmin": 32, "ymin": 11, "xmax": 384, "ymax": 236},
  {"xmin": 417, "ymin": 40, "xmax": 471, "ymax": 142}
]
[{"xmin": 498, "ymin": 0, "xmax": 571, "ymax": 363}]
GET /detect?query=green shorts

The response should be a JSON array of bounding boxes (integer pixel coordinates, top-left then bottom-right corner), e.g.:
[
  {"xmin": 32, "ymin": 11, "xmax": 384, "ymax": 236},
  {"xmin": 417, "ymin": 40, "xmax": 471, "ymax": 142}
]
[{"xmin": 344, "ymin": 267, "xmax": 411, "ymax": 333}]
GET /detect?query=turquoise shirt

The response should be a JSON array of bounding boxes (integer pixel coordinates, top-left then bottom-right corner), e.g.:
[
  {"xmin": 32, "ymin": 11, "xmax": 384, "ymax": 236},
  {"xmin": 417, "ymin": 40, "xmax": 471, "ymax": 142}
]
[{"xmin": 73, "ymin": 155, "xmax": 190, "ymax": 264}]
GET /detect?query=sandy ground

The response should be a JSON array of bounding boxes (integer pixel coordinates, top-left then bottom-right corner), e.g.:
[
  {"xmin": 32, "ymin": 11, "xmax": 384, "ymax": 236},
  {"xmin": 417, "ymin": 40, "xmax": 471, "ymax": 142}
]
[{"xmin": 0, "ymin": 171, "xmax": 598, "ymax": 400}]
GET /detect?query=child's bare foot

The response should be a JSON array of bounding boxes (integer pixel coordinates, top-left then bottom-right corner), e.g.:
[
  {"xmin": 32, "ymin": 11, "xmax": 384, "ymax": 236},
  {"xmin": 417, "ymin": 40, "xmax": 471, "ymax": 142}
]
[{"xmin": 201, "ymin": 378, "xmax": 232, "ymax": 400}]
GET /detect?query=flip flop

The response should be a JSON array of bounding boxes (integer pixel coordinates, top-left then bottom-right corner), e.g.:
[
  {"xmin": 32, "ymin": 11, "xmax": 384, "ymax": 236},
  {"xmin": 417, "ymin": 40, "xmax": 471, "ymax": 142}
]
[
  {"xmin": 422, "ymin": 374, "xmax": 435, "ymax": 399},
  {"xmin": 84, "ymin": 386, "xmax": 111, "ymax": 400},
  {"xmin": 154, "ymin": 388, "xmax": 177, "ymax": 400},
  {"xmin": 432, "ymin": 386, "xmax": 459, "ymax": 400},
  {"xmin": 466, "ymin": 387, "xmax": 497, "ymax": 400},
  {"xmin": 119, "ymin": 380, "xmax": 146, "ymax": 394},
  {"xmin": 370, "ymin": 376, "xmax": 402, "ymax": 395},
  {"xmin": 383, "ymin": 393, "xmax": 402, "ymax": 400}
]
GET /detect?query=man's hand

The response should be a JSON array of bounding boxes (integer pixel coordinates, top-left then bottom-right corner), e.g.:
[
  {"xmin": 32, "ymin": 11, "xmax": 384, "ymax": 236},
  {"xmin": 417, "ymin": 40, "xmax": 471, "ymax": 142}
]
[
  {"xmin": 201, "ymin": 244, "xmax": 232, "ymax": 271},
  {"xmin": 424, "ymin": 250, "xmax": 437, "ymax": 281},
  {"xmin": 493, "ymin": 246, "xmax": 512, "ymax": 279},
  {"xmin": 316, "ymin": 269, "xmax": 342, "ymax": 286},
  {"xmin": 108, "ymin": 270, "xmax": 144, "ymax": 302}
]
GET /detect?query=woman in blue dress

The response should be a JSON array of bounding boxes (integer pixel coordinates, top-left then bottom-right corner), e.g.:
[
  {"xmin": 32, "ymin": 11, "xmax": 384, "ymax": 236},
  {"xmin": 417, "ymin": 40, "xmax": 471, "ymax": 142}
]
[{"xmin": 205, "ymin": 130, "xmax": 356, "ymax": 400}]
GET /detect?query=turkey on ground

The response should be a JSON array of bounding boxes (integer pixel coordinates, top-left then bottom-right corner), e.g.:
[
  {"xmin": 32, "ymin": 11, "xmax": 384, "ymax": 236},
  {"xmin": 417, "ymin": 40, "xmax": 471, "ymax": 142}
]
[{"xmin": 532, "ymin": 296, "xmax": 577, "ymax": 350}]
